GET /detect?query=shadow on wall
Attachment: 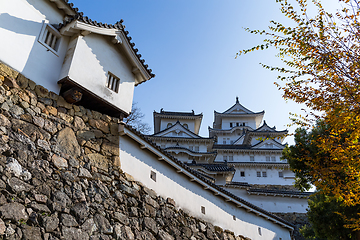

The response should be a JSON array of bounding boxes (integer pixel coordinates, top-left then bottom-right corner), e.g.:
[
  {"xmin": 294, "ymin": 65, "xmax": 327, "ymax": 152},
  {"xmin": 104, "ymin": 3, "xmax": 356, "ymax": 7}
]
[
  {"xmin": 121, "ymin": 136, "xmax": 290, "ymax": 239},
  {"xmin": 0, "ymin": 12, "xmax": 62, "ymax": 93}
]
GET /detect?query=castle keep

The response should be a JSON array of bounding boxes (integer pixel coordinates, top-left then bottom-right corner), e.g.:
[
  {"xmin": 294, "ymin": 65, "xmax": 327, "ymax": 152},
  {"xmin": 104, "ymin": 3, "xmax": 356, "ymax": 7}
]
[{"xmin": 0, "ymin": 1, "xmax": 301, "ymax": 239}]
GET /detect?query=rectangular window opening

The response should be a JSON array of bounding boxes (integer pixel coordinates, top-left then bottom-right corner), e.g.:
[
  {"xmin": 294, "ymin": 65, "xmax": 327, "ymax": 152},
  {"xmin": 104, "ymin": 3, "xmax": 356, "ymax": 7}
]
[
  {"xmin": 150, "ymin": 170, "xmax": 156, "ymax": 182},
  {"xmin": 266, "ymin": 156, "xmax": 271, "ymax": 162},
  {"xmin": 262, "ymin": 171, "xmax": 267, "ymax": 177},
  {"xmin": 107, "ymin": 72, "xmax": 120, "ymax": 93},
  {"xmin": 223, "ymin": 156, "xmax": 227, "ymax": 161},
  {"xmin": 201, "ymin": 206, "xmax": 206, "ymax": 214},
  {"xmin": 194, "ymin": 146, "xmax": 199, "ymax": 152},
  {"xmin": 229, "ymin": 156, "xmax": 233, "ymax": 161},
  {"xmin": 256, "ymin": 171, "xmax": 261, "ymax": 177},
  {"xmin": 250, "ymin": 156, "xmax": 255, "ymax": 161},
  {"xmin": 38, "ymin": 22, "xmax": 61, "ymax": 55},
  {"xmin": 279, "ymin": 172, "xmax": 283, "ymax": 178},
  {"xmin": 233, "ymin": 215, "xmax": 236, "ymax": 221},
  {"xmin": 240, "ymin": 171, "xmax": 245, "ymax": 177},
  {"xmin": 271, "ymin": 156, "xmax": 276, "ymax": 162}
]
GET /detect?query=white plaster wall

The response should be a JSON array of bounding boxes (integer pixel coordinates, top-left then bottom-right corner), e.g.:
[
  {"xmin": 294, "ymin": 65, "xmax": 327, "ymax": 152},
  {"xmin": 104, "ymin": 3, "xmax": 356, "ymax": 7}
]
[
  {"xmin": 215, "ymin": 153, "xmax": 284, "ymax": 163},
  {"xmin": 160, "ymin": 119, "xmax": 195, "ymax": 133},
  {"xmin": 224, "ymin": 187, "xmax": 308, "ymax": 213},
  {"xmin": 231, "ymin": 166, "xmax": 295, "ymax": 185},
  {"xmin": 120, "ymin": 135, "xmax": 292, "ymax": 240},
  {"xmin": 62, "ymin": 34, "xmax": 135, "ymax": 114},
  {"xmin": 221, "ymin": 117, "xmax": 257, "ymax": 130},
  {"xmin": 217, "ymin": 133, "xmax": 244, "ymax": 145},
  {"xmin": 0, "ymin": 0, "xmax": 68, "ymax": 93}
]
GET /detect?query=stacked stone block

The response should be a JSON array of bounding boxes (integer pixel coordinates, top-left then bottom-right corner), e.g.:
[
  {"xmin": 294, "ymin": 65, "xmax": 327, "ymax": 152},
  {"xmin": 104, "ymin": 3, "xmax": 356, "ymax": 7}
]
[{"xmin": 0, "ymin": 62, "xmax": 249, "ymax": 240}]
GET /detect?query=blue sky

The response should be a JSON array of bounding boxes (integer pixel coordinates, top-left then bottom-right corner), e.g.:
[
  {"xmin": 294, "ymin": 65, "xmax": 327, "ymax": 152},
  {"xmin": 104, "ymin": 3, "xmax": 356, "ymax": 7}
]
[{"xmin": 71, "ymin": 0, "xmax": 313, "ymax": 144}]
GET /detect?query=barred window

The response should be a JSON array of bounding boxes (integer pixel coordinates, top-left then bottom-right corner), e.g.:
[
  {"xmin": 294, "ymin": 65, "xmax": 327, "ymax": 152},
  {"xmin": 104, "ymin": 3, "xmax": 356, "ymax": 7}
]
[
  {"xmin": 38, "ymin": 22, "xmax": 61, "ymax": 55},
  {"xmin": 107, "ymin": 72, "xmax": 120, "ymax": 92}
]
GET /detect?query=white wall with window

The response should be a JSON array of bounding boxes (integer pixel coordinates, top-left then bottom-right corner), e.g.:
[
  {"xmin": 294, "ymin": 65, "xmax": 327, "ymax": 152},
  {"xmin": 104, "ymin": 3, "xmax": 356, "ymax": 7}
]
[
  {"xmin": 0, "ymin": 0, "xmax": 69, "ymax": 93},
  {"xmin": 224, "ymin": 187, "xmax": 308, "ymax": 213},
  {"xmin": 221, "ymin": 116, "xmax": 258, "ymax": 130},
  {"xmin": 232, "ymin": 166, "xmax": 295, "ymax": 185},
  {"xmin": 120, "ymin": 131, "xmax": 293, "ymax": 240},
  {"xmin": 59, "ymin": 33, "xmax": 136, "ymax": 114}
]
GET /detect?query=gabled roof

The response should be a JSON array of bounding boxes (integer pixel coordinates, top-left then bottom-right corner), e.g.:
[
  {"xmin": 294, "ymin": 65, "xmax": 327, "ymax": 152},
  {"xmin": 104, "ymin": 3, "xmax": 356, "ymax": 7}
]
[
  {"xmin": 150, "ymin": 121, "xmax": 203, "ymax": 139},
  {"xmin": 251, "ymin": 138, "xmax": 286, "ymax": 150},
  {"xmin": 215, "ymin": 97, "xmax": 265, "ymax": 116},
  {"xmin": 213, "ymin": 97, "xmax": 264, "ymax": 129},
  {"xmin": 58, "ymin": 14, "xmax": 154, "ymax": 85},
  {"xmin": 153, "ymin": 109, "xmax": 203, "ymax": 134},
  {"xmin": 233, "ymin": 133, "xmax": 246, "ymax": 145},
  {"xmin": 48, "ymin": 1, "xmax": 154, "ymax": 85},
  {"xmin": 253, "ymin": 120, "xmax": 288, "ymax": 134},
  {"xmin": 119, "ymin": 124, "xmax": 294, "ymax": 230}
]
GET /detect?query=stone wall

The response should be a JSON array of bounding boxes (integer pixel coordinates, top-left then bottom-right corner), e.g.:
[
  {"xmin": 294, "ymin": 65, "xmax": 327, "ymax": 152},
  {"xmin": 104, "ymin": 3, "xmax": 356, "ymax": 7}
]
[{"xmin": 0, "ymin": 62, "xmax": 249, "ymax": 240}]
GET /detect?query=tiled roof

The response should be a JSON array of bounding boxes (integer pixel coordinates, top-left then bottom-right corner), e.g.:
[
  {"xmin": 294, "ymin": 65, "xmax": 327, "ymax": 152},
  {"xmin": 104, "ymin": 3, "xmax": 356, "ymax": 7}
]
[
  {"xmin": 226, "ymin": 182, "xmax": 251, "ymax": 187},
  {"xmin": 187, "ymin": 163, "xmax": 235, "ymax": 172},
  {"xmin": 213, "ymin": 144, "xmax": 251, "ymax": 149},
  {"xmin": 57, "ymin": 13, "xmax": 155, "ymax": 79},
  {"xmin": 148, "ymin": 121, "xmax": 208, "ymax": 139},
  {"xmin": 164, "ymin": 146, "xmax": 217, "ymax": 155},
  {"xmin": 155, "ymin": 109, "xmax": 203, "ymax": 117},
  {"xmin": 248, "ymin": 188, "xmax": 313, "ymax": 197},
  {"xmin": 123, "ymin": 124, "xmax": 294, "ymax": 228}
]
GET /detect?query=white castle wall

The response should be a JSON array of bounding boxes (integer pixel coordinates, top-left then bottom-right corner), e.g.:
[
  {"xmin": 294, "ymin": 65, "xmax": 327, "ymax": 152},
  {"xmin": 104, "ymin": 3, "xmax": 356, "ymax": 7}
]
[{"xmin": 120, "ymin": 133, "xmax": 292, "ymax": 240}]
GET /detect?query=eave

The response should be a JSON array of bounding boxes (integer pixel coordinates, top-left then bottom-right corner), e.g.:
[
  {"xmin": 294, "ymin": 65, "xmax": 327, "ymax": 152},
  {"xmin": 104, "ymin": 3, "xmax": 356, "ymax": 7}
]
[{"xmin": 59, "ymin": 20, "xmax": 152, "ymax": 85}]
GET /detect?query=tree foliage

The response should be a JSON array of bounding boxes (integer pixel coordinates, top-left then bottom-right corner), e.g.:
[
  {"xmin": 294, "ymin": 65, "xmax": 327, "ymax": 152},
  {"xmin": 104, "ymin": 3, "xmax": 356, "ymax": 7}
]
[
  {"xmin": 238, "ymin": 0, "xmax": 360, "ymax": 229},
  {"xmin": 302, "ymin": 193, "xmax": 360, "ymax": 240},
  {"xmin": 123, "ymin": 102, "xmax": 151, "ymax": 134},
  {"xmin": 284, "ymin": 124, "xmax": 360, "ymax": 236},
  {"xmin": 238, "ymin": 0, "xmax": 360, "ymax": 208}
]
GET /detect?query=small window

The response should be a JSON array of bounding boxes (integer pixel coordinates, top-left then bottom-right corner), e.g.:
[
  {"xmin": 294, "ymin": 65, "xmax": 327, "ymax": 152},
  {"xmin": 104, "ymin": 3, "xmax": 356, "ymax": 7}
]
[
  {"xmin": 266, "ymin": 156, "xmax": 271, "ymax": 162},
  {"xmin": 172, "ymin": 132, "xmax": 176, "ymax": 136},
  {"xmin": 256, "ymin": 171, "xmax": 261, "ymax": 177},
  {"xmin": 258, "ymin": 227, "xmax": 262, "ymax": 236},
  {"xmin": 271, "ymin": 156, "xmax": 276, "ymax": 162},
  {"xmin": 279, "ymin": 172, "xmax": 283, "ymax": 178},
  {"xmin": 236, "ymin": 122, "xmax": 239, "ymax": 126},
  {"xmin": 230, "ymin": 140, "xmax": 234, "ymax": 144},
  {"xmin": 223, "ymin": 138, "xmax": 226, "ymax": 144},
  {"xmin": 233, "ymin": 215, "xmax": 236, "ymax": 221},
  {"xmin": 178, "ymin": 132, "xmax": 183, "ymax": 136},
  {"xmin": 167, "ymin": 123, "xmax": 172, "ymax": 128},
  {"xmin": 223, "ymin": 156, "xmax": 227, "ymax": 161},
  {"xmin": 183, "ymin": 123, "xmax": 188, "ymax": 129},
  {"xmin": 194, "ymin": 146, "xmax": 199, "ymax": 152},
  {"xmin": 262, "ymin": 171, "xmax": 267, "ymax": 177},
  {"xmin": 250, "ymin": 156, "xmax": 255, "ymax": 161},
  {"xmin": 230, "ymin": 122, "xmax": 233, "ymax": 128},
  {"xmin": 201, "ymin": 206, "xmax": 206, "ymax": 214},
  {"xmin": 150, "ymin": 171, "xmax": 156, "ymax": 182},
  {"xmin": 38, "ymin": 22, "xmax": 61, "ymax": 55},
  {"xmin": 240, "ymin": 171, "xmax": 245, "ymax": 177},
  {"xmin": 107, "ymin": 72, "xmax": 120, "ymax": 92},
  {"xmin": 189, "ymin": 146, "xmax": 193, "ymax": 151},
  {"xmin": 229, "ymin": 156, "xmax": 233, "ymax": 161}
]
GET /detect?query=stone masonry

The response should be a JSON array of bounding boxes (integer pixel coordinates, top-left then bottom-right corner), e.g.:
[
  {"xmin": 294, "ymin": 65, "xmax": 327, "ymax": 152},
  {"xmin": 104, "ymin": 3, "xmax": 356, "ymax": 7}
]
[{"xmin": 0, "ymin": 62, "xmax": 250, "ymax": 240}]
